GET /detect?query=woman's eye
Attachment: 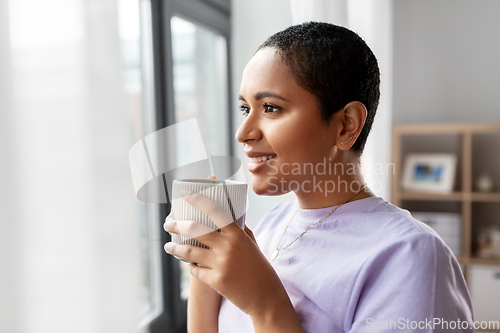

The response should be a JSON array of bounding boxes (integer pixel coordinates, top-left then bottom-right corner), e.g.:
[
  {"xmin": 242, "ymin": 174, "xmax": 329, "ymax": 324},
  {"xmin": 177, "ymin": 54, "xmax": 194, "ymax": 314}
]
[
  {"xmin": 264, "ymin": 103, "xmax": 281, "ymax": 114},
  {"xmin": 239, "ymin": 105, "xmax": 250, "ymax": 116}
]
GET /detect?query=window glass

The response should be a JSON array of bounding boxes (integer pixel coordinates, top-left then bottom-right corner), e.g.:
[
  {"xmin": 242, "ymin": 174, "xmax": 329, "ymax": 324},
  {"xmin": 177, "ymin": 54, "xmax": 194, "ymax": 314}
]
[
  {"xmin": 118, "ymin": 0, "xmax": 162, "ymax": 323},
  {"xmin": 171, "ymin": 16, "xmax": 230, "ymax": 158},
  {"xmin": 171, "ymin": 15, "xmax": 230, "ymax": 299}
]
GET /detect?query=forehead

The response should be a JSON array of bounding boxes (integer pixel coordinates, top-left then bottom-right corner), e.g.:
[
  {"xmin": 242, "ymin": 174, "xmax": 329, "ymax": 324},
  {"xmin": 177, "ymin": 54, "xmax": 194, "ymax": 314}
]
[{"xmin": 239, "ymin": 48, "xmax": 295, "ymax": 95}]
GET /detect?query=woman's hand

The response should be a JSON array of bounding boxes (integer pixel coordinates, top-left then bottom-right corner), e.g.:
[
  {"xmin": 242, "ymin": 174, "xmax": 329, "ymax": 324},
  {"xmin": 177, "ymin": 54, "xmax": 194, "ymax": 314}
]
[
  {"xmin": 163, "ymin": 180, "xmax": 304, "ymax": 332},
  {"xmin": 164, "ymin": 188, "xmax": 271, "ymax": 315}
]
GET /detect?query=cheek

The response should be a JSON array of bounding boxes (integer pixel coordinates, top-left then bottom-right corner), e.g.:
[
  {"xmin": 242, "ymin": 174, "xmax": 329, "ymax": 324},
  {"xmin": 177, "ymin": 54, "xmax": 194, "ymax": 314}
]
[
  {"xmin": 267, "ymin": 120, "xmax": 308, "ymax": 149},
  {"xmin": 279, "ymin": 126, "xmax": 323, "ymax": 157},
  {"xmin": 265, "ymin": 111, "xmax": 327, "ymax": 159}
]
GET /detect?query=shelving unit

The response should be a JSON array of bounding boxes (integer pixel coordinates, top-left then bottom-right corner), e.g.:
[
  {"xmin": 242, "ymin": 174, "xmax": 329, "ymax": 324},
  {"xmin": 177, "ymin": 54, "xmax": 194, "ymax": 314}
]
[{"xmin": 391, "ymin": 123, "xmax": 500, "ymax": 328}]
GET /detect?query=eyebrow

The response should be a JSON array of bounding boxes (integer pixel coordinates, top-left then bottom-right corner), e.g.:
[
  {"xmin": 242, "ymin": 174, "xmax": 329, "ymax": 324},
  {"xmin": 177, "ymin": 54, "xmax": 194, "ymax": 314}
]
[{"xmin": 238, "ymin": 91, "xmax": 288, "ymax": 102}]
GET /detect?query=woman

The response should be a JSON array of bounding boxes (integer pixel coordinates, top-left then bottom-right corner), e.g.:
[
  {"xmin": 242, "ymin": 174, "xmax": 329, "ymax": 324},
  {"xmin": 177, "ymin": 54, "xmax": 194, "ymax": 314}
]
[{"xmin": 163, "ymin": 22, "xmax": 473, "ymax": 332}]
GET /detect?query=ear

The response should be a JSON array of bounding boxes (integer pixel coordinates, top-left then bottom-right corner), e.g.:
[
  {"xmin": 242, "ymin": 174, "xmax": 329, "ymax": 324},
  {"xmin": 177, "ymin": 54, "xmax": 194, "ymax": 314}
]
[{"xmin": 335, "ymin": 101, "xmax": 367, "ymax": 150}]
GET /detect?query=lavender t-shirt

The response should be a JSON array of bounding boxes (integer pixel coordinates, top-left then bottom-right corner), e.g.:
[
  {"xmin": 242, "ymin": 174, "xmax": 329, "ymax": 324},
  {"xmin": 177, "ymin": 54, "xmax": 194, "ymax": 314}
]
[{"xmin": 218, "ymin": 196, "xmax": 474, "ymax": 332}]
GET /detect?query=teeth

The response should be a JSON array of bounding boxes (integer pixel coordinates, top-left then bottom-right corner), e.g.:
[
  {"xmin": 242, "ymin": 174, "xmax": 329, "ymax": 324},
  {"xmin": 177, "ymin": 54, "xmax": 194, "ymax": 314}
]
[{"xmin": 251, "ymin": 154, "xmax": 277, "ymax": 163}]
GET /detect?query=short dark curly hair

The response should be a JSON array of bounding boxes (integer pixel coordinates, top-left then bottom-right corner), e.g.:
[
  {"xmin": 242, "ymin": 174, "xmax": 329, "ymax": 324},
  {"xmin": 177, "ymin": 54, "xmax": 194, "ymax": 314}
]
[{"xmin": 257, "ymin": 21, "xmax": 380, "ymax": 155}]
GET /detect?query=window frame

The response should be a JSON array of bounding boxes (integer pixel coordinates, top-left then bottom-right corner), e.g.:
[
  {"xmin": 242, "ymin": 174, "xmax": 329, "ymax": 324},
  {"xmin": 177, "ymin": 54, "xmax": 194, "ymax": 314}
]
[{"xmin": 147, "ymin": 0, "xmax": 232, "ymax": 332}]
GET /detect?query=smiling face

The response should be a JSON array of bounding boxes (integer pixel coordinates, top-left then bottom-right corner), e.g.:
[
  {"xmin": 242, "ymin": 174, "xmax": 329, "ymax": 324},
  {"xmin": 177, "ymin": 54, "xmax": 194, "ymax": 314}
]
[{"xmin": 235, "ymin": 48, "xmax": 343, "ymax": 196}]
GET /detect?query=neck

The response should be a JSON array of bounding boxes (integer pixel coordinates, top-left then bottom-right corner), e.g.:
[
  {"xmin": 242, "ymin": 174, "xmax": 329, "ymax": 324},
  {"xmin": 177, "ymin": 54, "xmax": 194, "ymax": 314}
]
[{"xmin": 293, "ymin": 161, "xmax": 375, "ymax": 209}]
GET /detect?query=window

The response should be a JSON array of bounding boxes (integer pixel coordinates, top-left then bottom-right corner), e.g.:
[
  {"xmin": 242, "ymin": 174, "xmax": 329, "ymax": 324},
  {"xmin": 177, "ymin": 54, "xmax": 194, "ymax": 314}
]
[
  {"xmin": 171, "ymin": 15, "xmax": 230, "ymax": 159},
  {"xmin": 118, "ymin": 0, "xmax": 163, "ymax": 326},
  {"xmin": 121, "ymin": 0, "xmax": 231, "ymax": 332}
]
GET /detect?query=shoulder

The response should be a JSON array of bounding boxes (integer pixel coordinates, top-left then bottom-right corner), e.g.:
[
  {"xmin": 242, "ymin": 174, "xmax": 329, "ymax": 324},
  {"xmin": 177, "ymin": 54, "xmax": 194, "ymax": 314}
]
[
  {"xmin": 344, "ymin": 200, "xmax": 472, "ymax": 328},
  {"xmin": 329, "ymin": 196, "xmax": 443, "ymax": 243},
  {"xmin": 334, "ymin": 197, "xmax": 455, "ymax": 274},
  {"xmin": 375, "ymin": 200, "xmax": 450, "ymax": 255},
  {"xmin": 348, "ymin": 198, "xmax": 459, "ymax": 284}
]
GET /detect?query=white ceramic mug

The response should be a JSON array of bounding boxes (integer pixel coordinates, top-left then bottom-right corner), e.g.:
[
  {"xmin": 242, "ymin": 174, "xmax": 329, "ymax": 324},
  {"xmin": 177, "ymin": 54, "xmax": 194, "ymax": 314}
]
[{"xmin": 171, "ymin": 179, "xmax": 247, "ymax": 262}]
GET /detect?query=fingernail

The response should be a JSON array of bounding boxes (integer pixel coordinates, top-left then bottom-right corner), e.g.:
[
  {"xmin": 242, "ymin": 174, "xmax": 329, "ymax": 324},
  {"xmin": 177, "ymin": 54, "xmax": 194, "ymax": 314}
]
[
  {"xmin": 164, "ymin": 242, "xmax": 173, "ymax": 253},
  {"xmin": 180, "ymin": 189, "xmax": 192, "ymax": 197}
]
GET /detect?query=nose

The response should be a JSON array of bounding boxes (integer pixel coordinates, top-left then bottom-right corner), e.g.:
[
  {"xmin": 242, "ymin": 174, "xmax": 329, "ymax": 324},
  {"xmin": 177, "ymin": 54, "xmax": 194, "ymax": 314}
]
[{"xmin": 235, "ymin": 113, "xmax": 261, "ymax": 144}]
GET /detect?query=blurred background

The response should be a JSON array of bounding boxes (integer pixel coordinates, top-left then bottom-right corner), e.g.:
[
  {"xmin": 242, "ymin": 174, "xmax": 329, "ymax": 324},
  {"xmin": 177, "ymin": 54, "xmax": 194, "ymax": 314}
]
[{"xmin": 1, "ymin": 0, "xmax": 499, "ymax": 332}]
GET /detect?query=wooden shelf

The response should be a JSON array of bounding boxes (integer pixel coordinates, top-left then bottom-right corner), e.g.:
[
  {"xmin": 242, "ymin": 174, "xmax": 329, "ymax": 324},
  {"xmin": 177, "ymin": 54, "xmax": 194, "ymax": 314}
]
[
  {"xmin": 393, "ymin": 122, "xmax": 500, "ymax": 135},
  {"xmin": 399, "ymin": 191, "xmax": 464, "ymax": 201},
  {"xmin": 457, "ymin": 256, "xmax": 468, "ymax": 264},
  {"xmin": 392, "ymin": 123, "xmax": 500, "ymax": 325},
  {"xmin": 470, "ymin": 257, "xmax": 500, "ymax": 266},
  {"xmin": 398, "ymin": 191, "xmax": 500, "ymax": 202},
  {"xmin": 392, "ymin": 123, "xmax": 500, "ymax": 282},
  {"xmin": 471, "ymin": 192, "xmax": 500, "ymax": 202}
]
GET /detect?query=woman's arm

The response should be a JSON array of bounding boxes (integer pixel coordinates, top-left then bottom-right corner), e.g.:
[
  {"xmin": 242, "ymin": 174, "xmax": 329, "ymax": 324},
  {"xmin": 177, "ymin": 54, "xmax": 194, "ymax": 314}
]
[
  {"xmin": 187, "ymin": 223, "xmax": 278, "ymax": 333},
  {"xmin": 164, "ymin": 191, "xmax": 305, "ymax": 333},
  {"xmin": 187, "ymin": 275, "xmax": 221, "ymax": 333},
  {"xmin": 249, "ymin": 286, "xmax": 305, "ymax": 333}
]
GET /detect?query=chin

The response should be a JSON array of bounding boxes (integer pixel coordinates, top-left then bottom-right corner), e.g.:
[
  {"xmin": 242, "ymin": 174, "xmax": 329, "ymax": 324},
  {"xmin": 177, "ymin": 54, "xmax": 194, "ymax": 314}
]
[{"xmin": 251, "ymin": 177, "xmax": 289, "ymax": 196}]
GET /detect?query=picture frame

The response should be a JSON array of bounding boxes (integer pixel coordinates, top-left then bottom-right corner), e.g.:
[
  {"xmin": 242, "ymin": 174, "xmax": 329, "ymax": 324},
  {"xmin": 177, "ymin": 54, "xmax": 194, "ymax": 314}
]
[{"xmin": 402, "ymin": 153, "xmax": 457, "ymax": 193}]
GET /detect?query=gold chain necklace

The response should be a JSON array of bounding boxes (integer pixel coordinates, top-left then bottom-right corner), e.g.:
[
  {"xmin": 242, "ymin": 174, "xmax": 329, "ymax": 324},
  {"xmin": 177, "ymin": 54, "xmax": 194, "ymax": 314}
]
[{"xmin": 269, "ymin": 184, "xmax": 367, "ymax": 261}]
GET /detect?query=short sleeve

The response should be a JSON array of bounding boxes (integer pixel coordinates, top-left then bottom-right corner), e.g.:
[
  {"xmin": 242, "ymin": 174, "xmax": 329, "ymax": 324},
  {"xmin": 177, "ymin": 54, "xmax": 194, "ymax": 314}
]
[{"xmin": 346, "ymin": 233, "xmax": 474, "ymax": 332}]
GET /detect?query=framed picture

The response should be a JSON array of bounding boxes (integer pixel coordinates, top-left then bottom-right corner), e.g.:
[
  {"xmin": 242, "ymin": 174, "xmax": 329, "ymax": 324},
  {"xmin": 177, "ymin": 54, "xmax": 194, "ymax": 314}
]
[{"xmin": 402, "ymin": 153, "xmax": 457, "ymax": 193}]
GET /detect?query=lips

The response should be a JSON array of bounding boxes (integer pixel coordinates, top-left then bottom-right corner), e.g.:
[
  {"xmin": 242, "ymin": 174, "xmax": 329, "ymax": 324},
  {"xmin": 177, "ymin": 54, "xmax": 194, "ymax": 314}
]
[
  {"xmin": 250, "ymin": 154, "xmax": 277, "ymax": 162},
  {"xmin": 244, "ymin": 150, "xmax": 278, "ymax": 173},
  {"xmin": 247, "ymin": 155, "xmax": 277, "ymax": 173}
]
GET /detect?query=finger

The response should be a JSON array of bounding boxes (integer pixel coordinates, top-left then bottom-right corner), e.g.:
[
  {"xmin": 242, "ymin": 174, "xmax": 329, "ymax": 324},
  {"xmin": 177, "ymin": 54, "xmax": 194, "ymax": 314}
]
[
  {"xmin": 188, "ymin": 262, "xmax": 213, "ymax": 286},
  {"xmin": 164, "ymin": 211, "xmax": 175, "ymax": 234},
  {"xmin": 164, "ymin": 242, "xmax": 211, "ymax": 267},
  {"xmin": 180, "ymin": 190, "xmax": 234, "ymax": 231},
  {"xmin": 164, "ymin": 219, "xmax": 220, "ymax": 245}
]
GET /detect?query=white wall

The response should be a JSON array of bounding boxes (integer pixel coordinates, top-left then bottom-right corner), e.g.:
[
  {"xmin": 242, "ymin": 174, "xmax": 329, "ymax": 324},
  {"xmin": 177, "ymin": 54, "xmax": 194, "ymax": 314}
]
[
  {"xmin": 348, "ymin": 0, "xmax": 393, "ymax": 201},
  {"xmin": 393, "ymin": 0, "xmax": 500, "ymax": 124}
]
